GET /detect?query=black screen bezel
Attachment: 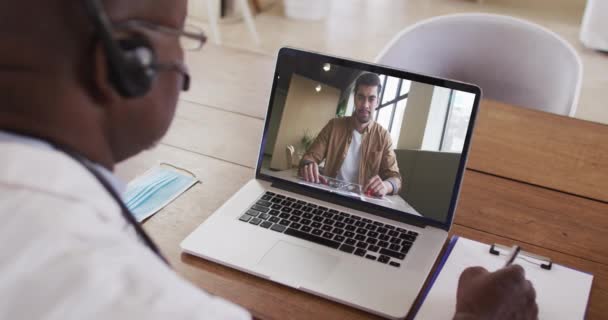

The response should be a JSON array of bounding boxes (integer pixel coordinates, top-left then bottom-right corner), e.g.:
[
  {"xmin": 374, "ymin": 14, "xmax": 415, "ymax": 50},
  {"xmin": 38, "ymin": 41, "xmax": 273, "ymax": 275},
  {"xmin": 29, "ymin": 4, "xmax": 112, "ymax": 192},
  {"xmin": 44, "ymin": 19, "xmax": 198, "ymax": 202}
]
[{"xmin": 255, "ymin": 47, "xmax": 481, "ymax": 231}]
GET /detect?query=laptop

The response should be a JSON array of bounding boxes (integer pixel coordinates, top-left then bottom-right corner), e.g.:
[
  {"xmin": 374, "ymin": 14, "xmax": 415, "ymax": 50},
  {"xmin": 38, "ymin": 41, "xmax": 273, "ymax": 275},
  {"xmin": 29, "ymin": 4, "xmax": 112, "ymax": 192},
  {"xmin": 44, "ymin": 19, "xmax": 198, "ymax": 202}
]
[{"xmin": 181, "ymin": 47, "xmax": 481, "ymax": 319}]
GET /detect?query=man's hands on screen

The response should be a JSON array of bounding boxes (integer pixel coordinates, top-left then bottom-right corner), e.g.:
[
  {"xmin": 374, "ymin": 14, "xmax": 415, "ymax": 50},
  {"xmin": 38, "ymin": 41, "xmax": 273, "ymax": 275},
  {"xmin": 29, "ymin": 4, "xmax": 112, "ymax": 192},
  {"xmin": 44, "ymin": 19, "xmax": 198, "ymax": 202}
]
[
  {"xmin": 300, "ymin": 162, "xmax": 328, "ymax": 184},
  {"xmin": 364, "ymin": 175, "xmax": 390, "ymax": 197},
  {"xmin": 453, "ymin": 265, "xmax": 538, "ymax": 320}
]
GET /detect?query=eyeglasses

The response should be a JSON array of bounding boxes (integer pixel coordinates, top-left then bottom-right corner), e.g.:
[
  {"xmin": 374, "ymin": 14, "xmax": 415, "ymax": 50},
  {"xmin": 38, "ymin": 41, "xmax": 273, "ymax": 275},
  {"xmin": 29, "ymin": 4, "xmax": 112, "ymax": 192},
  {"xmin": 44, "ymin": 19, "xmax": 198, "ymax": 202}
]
[{"xmin": 114, "ymin": 20, "xmax": 207, "ymax": 51}]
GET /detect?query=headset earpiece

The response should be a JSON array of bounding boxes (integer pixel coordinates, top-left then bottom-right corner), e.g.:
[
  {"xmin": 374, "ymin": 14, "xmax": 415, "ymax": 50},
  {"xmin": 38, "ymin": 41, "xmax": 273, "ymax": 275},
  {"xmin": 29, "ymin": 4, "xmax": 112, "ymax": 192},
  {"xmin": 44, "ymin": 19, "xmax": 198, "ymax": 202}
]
[{"xmin": 84, "ymin": 0, "xmax": 157, "ymax": 98}]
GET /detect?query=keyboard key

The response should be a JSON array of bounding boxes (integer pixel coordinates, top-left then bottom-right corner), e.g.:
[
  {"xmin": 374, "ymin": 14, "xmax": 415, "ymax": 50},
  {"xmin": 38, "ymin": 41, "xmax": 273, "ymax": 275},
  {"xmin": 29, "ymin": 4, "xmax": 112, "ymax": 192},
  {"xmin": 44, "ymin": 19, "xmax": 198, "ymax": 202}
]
[
  {"xmin": 281, "ymin": 207, "xmax": 293, "ymax": 213},
  {"xmin": 389, "ymin": 261, "xmax": 401, "ymax": 267},
  {"xmin": 275, "ymin": 194, "xmax": 285, "ymax": 199},
  {"xmin": 344, "ymin": 231, "xmax": 355, "ymax": 238},
  {"xmin": 250, "ymin": 218, "xmax": 262, "ymax": 225},
  {"xmin": 334, "ymin": 235, "xmax": 345, "ymax": 242},
  {"xmin": 379, "ymin": 248, "xmax": 406, "ymax": 260},
  {"xmin": 289, "ymin": 216, "xmax": 301, "ymax": 222},
  {"xmin": 339, "ymin": 244, "xmax": 355, "ymax": 253},
  {"xmin": 303, "ymin": 213, "xmax": 313, "ymax": 219},
  {"xmin": 291, "ymin": 222, "xmax": 302, "ymax": 230},
  {"xmin": 312, "ymin": 229, "xmax": 323, "ymax": 236},
  {"xmin": 365, "ymin": 254, "xmax": 377, "ymax": 261},
  {"xmin": 368, "ymin": 245, "xmax": 380, "ymax": 253},
  {"xmin": 378, "ymin": 255, "xmax": 390, "ymax": 264},
  {"xmin": 365, "ymin": 224, "xmax": 377, "ymax": 232},
  {"xmin": 408, "ymin": 231, "xmax": 419, "ymax": 236},
  {"xmin": 313, "ymin": 216, "xmax": 324, "ymax": 222},
  {"xmin": 367, "ymin": 231, "xmax": 379, "ymax": 238},
  {"xmin": 396, "ymin": 227, "xmax": 407, "ymax": 233},
  {"xmin": 354, "ymin": 248, "xmax": 366, "ymax": 256},
  {"xmin": 301, "ymin": 219, "xmax": 312, "ymax": 226},
  {"xmin": 385, "ymin": 225, "xmax": 395, "ymax": 230},
  {"xmin": 351, "ymin": 216, "xmax": 361, "ymax": 221},
  {"xmin": 329, "ymin": 209, "xmax": 339, "ymax": 214},
  {"xmin": 389, "ymin": 244, "xmax": 401, "ymax": 251},
  {"xmin": 271, "ymin": 204, "xmax": 282, "ymax": 210},
  {"xmin": 269, "ymin": 216, "xmax": 280, "ymax": 223},
  {"xmin": 259, "ymin": 213, "xmax": 270, "ymax": 220},
  {"xmin": 378, "ymin": 241, "xmax": 389, "ymax": 248},
  {"xmin": 356, "ymin": 241, "xmax": 368, "ymax": 249},
  {"xmin": 260, "ymin": 221, "xmax": 273, "ymax": 228},
  {"xmin": 334, "ymin": 215, "xmax": 345, "ymax": 222},
  {"xmin": 356, "ymin": 228, "xmax": 367, "ymax": 235},
  {"xmin": 313, "ymin": 209, "xmax": 324, "ymax": 215},
  {"xmin": 265, "ymin": 191, "xmax": 276, "ymax": 196},
  {"xmin": 311, "ymin": 222, "xmax": 322, "ymax": 228},
  {"xmin": 366, "ymin": 238, "xmax": 378, "ymax": 245},
  {"xmin": 256, "ymin": 200, "xmax": 272, "ymax": 207},
  {"xmin": 261, "ymin": 195, "xmax": 272, "ymax": 201},
  {"xmin": 318, "ymin": 206, "xmax": 328, "ymax": 211},
  {"xmin": 286, "ymin": 197, "xmax": 295, "ymax": 202},
  {"xmin": 303, "ymin": 206, "xmax": 313, "ymax": 212},
  {"xmin": 390, "ymin": 237, "xmax": 402, "ymax": 244},
  {"xmin": 362, "ymin": 218, "xmax": 372, "ymax": 223},
  {"xmin": 239, "ymin": 214, "xmax": 252, "ymax": 222},
  {"xmin": 355, "ymin": 221, "xmax": 366, "ymax": 228},
  {"xmin": 335, "ymin": 222, "xmax": 346, "ymax": 228},
  {"xmin": 355, "ymin": 234, "xmax": 366, "ymax": 241},
  {"xmin": 321, "ymin": 225, "xmax": 333, "ymax": 232},
  {"xmin": 322, "ymin": 232, "xmax": 334, "ymax": 239},
  {"xmin": 400, "ymin": 246, "xmax": 410, "ymax": 254},
  {"xmin": 388, "ymin": 230, "xmax": 399, "ymax": 237},
  {"xmin": 333, "ymin": 228, "xmax": 344, "ymax": 235},
  {"xmin": 377, "ymin": 227, "xmax": 388, "ymax": 234},
  {"xmin": 284, "ymin": 228, "xmax": 340, "ymax": 249},
  {"xmin": 270, "ymin": 224, "xmax": 287, "ymax": 232},
  {"xmin": 373, "ymin": 221, "xmax": 384, "ymax": 227},
  {"xmin": 345, "ymin": 225, "xmax": 356, "ymax": 231},
  {"xmin": 270, "ymin": 198, "xmax": 282, "ymax": 204},
  {"xmin": 269, "ymin": 210, "xmax": 281, "ymax": 216},
  {"xmin": 252, "ymin": 205, "xmax": 270, "ymax": 213},
  {"xmin": 292, "ymin": 210, "xmax": 303, "ymax": 216},
  {"xmin": 379, "ymin": 234, "xmax": 391, "ymax": 241},
  {"xmin": 246, "ymin": 210, "xmax": 260, "ymax": 217},
  {"xmin": 322, "ymin": 212, "xmax": 333, "ymax": 218},
  {"xmin": 345, "ymin": 238, "xmax": 357, "ymax": 245},
  {"xmin": 296, "ymin": 200, "xmax": 306, "ymax": 205},
  {"xmin": 344, "ymin": 218, "xmax": 355, "ymax": 225},
  {"xmin": 301, "ymin": 226, "xmax": 312, "ymax": 232},
  {"xmin": 279, "ymin": 219, "xmax": 291, "ymax": 227},
  {"xmin": 279, "ymin": 212, "xmax": 290, "ymax": 219},
  {"xmin": 324, "ymin": 218, "xmax": 335, "ymax": 226},
  {"xmin": 308, "ymin": 204, "xmax": 318, "ymax": 208}
]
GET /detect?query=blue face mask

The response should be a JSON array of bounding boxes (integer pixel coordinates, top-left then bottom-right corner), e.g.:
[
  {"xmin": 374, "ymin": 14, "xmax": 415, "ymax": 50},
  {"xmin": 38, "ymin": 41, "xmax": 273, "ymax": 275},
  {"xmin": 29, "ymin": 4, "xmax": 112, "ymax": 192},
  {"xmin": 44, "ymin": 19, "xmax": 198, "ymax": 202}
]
[{"xmin": 123, "ymin": 165, "xmax": 199, "ymax": 222}]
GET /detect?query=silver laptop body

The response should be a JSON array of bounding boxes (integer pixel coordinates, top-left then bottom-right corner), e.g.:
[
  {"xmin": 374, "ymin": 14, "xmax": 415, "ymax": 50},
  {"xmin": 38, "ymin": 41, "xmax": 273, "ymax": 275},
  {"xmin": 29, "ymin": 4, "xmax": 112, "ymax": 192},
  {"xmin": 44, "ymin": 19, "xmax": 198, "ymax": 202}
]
[{"xmin": 182, "ymin": 47, "xmax": 481, "ymax": 319}]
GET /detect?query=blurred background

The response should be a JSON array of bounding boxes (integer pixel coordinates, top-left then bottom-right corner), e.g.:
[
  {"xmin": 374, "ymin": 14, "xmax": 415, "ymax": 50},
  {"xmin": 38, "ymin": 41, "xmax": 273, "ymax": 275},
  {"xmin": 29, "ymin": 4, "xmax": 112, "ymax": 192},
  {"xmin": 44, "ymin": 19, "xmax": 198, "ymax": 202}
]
[{"xmin": 185, "ymin": 0, "xmax": 607, "ymax": 125}]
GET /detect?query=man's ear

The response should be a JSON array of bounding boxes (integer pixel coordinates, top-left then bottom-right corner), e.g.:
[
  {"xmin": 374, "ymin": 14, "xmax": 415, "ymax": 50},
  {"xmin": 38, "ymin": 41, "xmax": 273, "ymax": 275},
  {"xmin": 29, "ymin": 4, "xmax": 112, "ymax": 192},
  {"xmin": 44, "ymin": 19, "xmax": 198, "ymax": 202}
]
[{"xmin": 91, "ymin": 42, "xmax": 120, "ymax": 103}]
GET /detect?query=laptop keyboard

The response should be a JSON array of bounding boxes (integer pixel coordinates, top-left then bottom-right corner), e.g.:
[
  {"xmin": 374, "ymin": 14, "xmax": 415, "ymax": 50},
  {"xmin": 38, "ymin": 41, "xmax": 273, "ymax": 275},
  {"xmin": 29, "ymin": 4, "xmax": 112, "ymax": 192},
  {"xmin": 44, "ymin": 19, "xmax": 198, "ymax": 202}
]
[{"xmin": 237, "ymin": 191, "xmax": 419, "ymax": 268}]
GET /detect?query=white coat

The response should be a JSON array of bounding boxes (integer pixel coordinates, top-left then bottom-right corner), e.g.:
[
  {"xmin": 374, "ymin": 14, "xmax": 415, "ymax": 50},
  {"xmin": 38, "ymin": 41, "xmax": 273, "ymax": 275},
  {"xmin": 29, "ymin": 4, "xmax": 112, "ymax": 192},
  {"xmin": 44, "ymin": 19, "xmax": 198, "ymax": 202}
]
[{"xmin": 0, "ymin": 132, "xmax": 250, "ymax": 320}]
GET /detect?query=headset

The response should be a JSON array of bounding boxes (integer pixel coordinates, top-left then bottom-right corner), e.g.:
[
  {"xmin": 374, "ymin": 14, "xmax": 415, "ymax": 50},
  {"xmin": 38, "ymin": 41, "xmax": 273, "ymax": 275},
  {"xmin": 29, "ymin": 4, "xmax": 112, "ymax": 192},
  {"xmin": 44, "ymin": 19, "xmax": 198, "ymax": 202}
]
[{"xmin": 83, "ymin": 0, "xmax": 157, "ymax": 98}]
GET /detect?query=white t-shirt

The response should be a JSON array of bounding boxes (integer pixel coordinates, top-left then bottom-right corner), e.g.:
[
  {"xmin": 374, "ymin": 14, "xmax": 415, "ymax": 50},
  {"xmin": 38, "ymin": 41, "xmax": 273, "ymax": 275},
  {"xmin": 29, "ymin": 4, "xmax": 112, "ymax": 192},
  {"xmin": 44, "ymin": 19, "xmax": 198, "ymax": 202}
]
[
  {"xmin": 336, "ymin": 130, "xmax": 362, "ymax": 184},
  {"xmin": 0, "ymin": 131, "xmax": 250, "ymax": 320}
]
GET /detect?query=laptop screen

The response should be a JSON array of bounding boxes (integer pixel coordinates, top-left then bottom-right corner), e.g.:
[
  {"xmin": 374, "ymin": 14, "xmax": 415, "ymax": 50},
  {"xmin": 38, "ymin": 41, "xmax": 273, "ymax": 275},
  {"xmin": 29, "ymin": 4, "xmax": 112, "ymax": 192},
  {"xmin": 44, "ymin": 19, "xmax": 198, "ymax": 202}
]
[{"xmin": 257, "ymin": 48, "xmax": 480, "ymax": 228}]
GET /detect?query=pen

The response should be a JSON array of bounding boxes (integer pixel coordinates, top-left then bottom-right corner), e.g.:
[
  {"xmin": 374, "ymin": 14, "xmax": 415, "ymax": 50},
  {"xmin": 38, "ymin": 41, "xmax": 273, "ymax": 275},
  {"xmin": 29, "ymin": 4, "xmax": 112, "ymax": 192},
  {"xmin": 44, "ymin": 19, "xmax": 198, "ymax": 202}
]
[{"xmin": 503, "ymin": 245, "xmax": 521, "ymax": 267}]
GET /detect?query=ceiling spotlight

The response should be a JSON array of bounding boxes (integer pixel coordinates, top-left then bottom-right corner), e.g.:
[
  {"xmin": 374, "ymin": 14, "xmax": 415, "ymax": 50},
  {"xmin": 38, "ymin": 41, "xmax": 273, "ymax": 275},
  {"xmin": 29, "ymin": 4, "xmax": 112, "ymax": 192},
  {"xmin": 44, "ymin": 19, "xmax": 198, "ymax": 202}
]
[
  {"xmin": 323, "ymin": 63, "xmax": 331, "ymax": 72},
  {"xmin": 315, "ymin": 84, "xmax": 322, "ymax": 92}
]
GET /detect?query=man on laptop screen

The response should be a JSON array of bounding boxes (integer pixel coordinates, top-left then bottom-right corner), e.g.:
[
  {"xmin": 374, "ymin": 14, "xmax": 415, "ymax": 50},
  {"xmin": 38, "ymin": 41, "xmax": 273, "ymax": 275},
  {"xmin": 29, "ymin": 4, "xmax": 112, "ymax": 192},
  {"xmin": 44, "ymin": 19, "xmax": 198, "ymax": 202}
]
[{"xmin": 299, "ymin": 72, "xmax": 402, "ymax": 199}]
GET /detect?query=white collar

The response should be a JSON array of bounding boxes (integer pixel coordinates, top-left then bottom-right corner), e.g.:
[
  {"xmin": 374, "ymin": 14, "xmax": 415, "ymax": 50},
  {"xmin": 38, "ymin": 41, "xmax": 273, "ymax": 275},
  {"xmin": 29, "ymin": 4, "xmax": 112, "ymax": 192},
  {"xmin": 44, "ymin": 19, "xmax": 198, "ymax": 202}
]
[{"xmin": 0, "ymin": 130, "xmax": 126, "ymax": 195}]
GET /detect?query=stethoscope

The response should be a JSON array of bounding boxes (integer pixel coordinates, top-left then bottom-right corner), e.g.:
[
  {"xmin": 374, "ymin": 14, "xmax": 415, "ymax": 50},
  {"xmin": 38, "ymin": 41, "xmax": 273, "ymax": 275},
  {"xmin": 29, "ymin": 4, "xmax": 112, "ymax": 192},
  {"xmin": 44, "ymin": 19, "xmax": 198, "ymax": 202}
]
[{"xmin": 3, "ymin": 130, "xmax": 169, "ymax": 266}]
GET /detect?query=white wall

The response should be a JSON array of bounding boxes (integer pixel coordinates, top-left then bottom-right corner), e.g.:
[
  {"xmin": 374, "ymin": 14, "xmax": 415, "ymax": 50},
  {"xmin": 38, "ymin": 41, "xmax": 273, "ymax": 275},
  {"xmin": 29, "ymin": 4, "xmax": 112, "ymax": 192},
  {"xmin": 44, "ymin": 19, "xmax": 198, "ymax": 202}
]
[
  {"xmin": 270, "ymin": 74, "xmax": 341, "ymax": 170},
  {"xmin": 396, "ymin": 82, "xmax": 451, "ymax": 152}
]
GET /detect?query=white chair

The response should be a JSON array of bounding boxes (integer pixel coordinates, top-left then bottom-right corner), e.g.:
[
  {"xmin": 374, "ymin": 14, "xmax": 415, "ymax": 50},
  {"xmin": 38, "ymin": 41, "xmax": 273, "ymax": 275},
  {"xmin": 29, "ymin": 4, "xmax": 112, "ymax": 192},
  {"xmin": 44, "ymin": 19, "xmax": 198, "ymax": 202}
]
[
  {"xmin": 375, "ymin": 14, "xmax": 582, "ymax": 116},
  {"xmin": 206, "ymin": 0, "xmax": 260, "ymax": 45}
]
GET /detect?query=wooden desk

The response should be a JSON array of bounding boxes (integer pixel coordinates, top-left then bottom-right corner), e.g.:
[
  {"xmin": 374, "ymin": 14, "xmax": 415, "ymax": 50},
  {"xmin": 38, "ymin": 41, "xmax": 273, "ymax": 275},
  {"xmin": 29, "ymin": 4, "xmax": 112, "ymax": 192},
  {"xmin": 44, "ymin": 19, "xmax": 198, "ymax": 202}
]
[{"xmin": 115, "ymin": 44, "xmax": 608, "ymax": 319}]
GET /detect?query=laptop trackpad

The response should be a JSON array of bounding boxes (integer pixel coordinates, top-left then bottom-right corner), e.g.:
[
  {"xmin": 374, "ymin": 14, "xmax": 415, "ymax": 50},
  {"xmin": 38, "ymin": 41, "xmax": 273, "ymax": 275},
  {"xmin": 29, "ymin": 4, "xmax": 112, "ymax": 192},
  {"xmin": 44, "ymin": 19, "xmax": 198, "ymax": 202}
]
[{"xmin": 256, "ymin": 241, "xmax": 339, "ymax": 287}]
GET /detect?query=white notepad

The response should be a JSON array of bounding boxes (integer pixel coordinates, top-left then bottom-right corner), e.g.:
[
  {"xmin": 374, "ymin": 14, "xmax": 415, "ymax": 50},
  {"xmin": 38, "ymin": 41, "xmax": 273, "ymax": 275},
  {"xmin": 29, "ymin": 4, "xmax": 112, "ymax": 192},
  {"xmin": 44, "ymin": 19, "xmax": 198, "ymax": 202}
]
[{"xmin": 413, "ymin": 236, "xmax": 594, "ymax": 319}]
